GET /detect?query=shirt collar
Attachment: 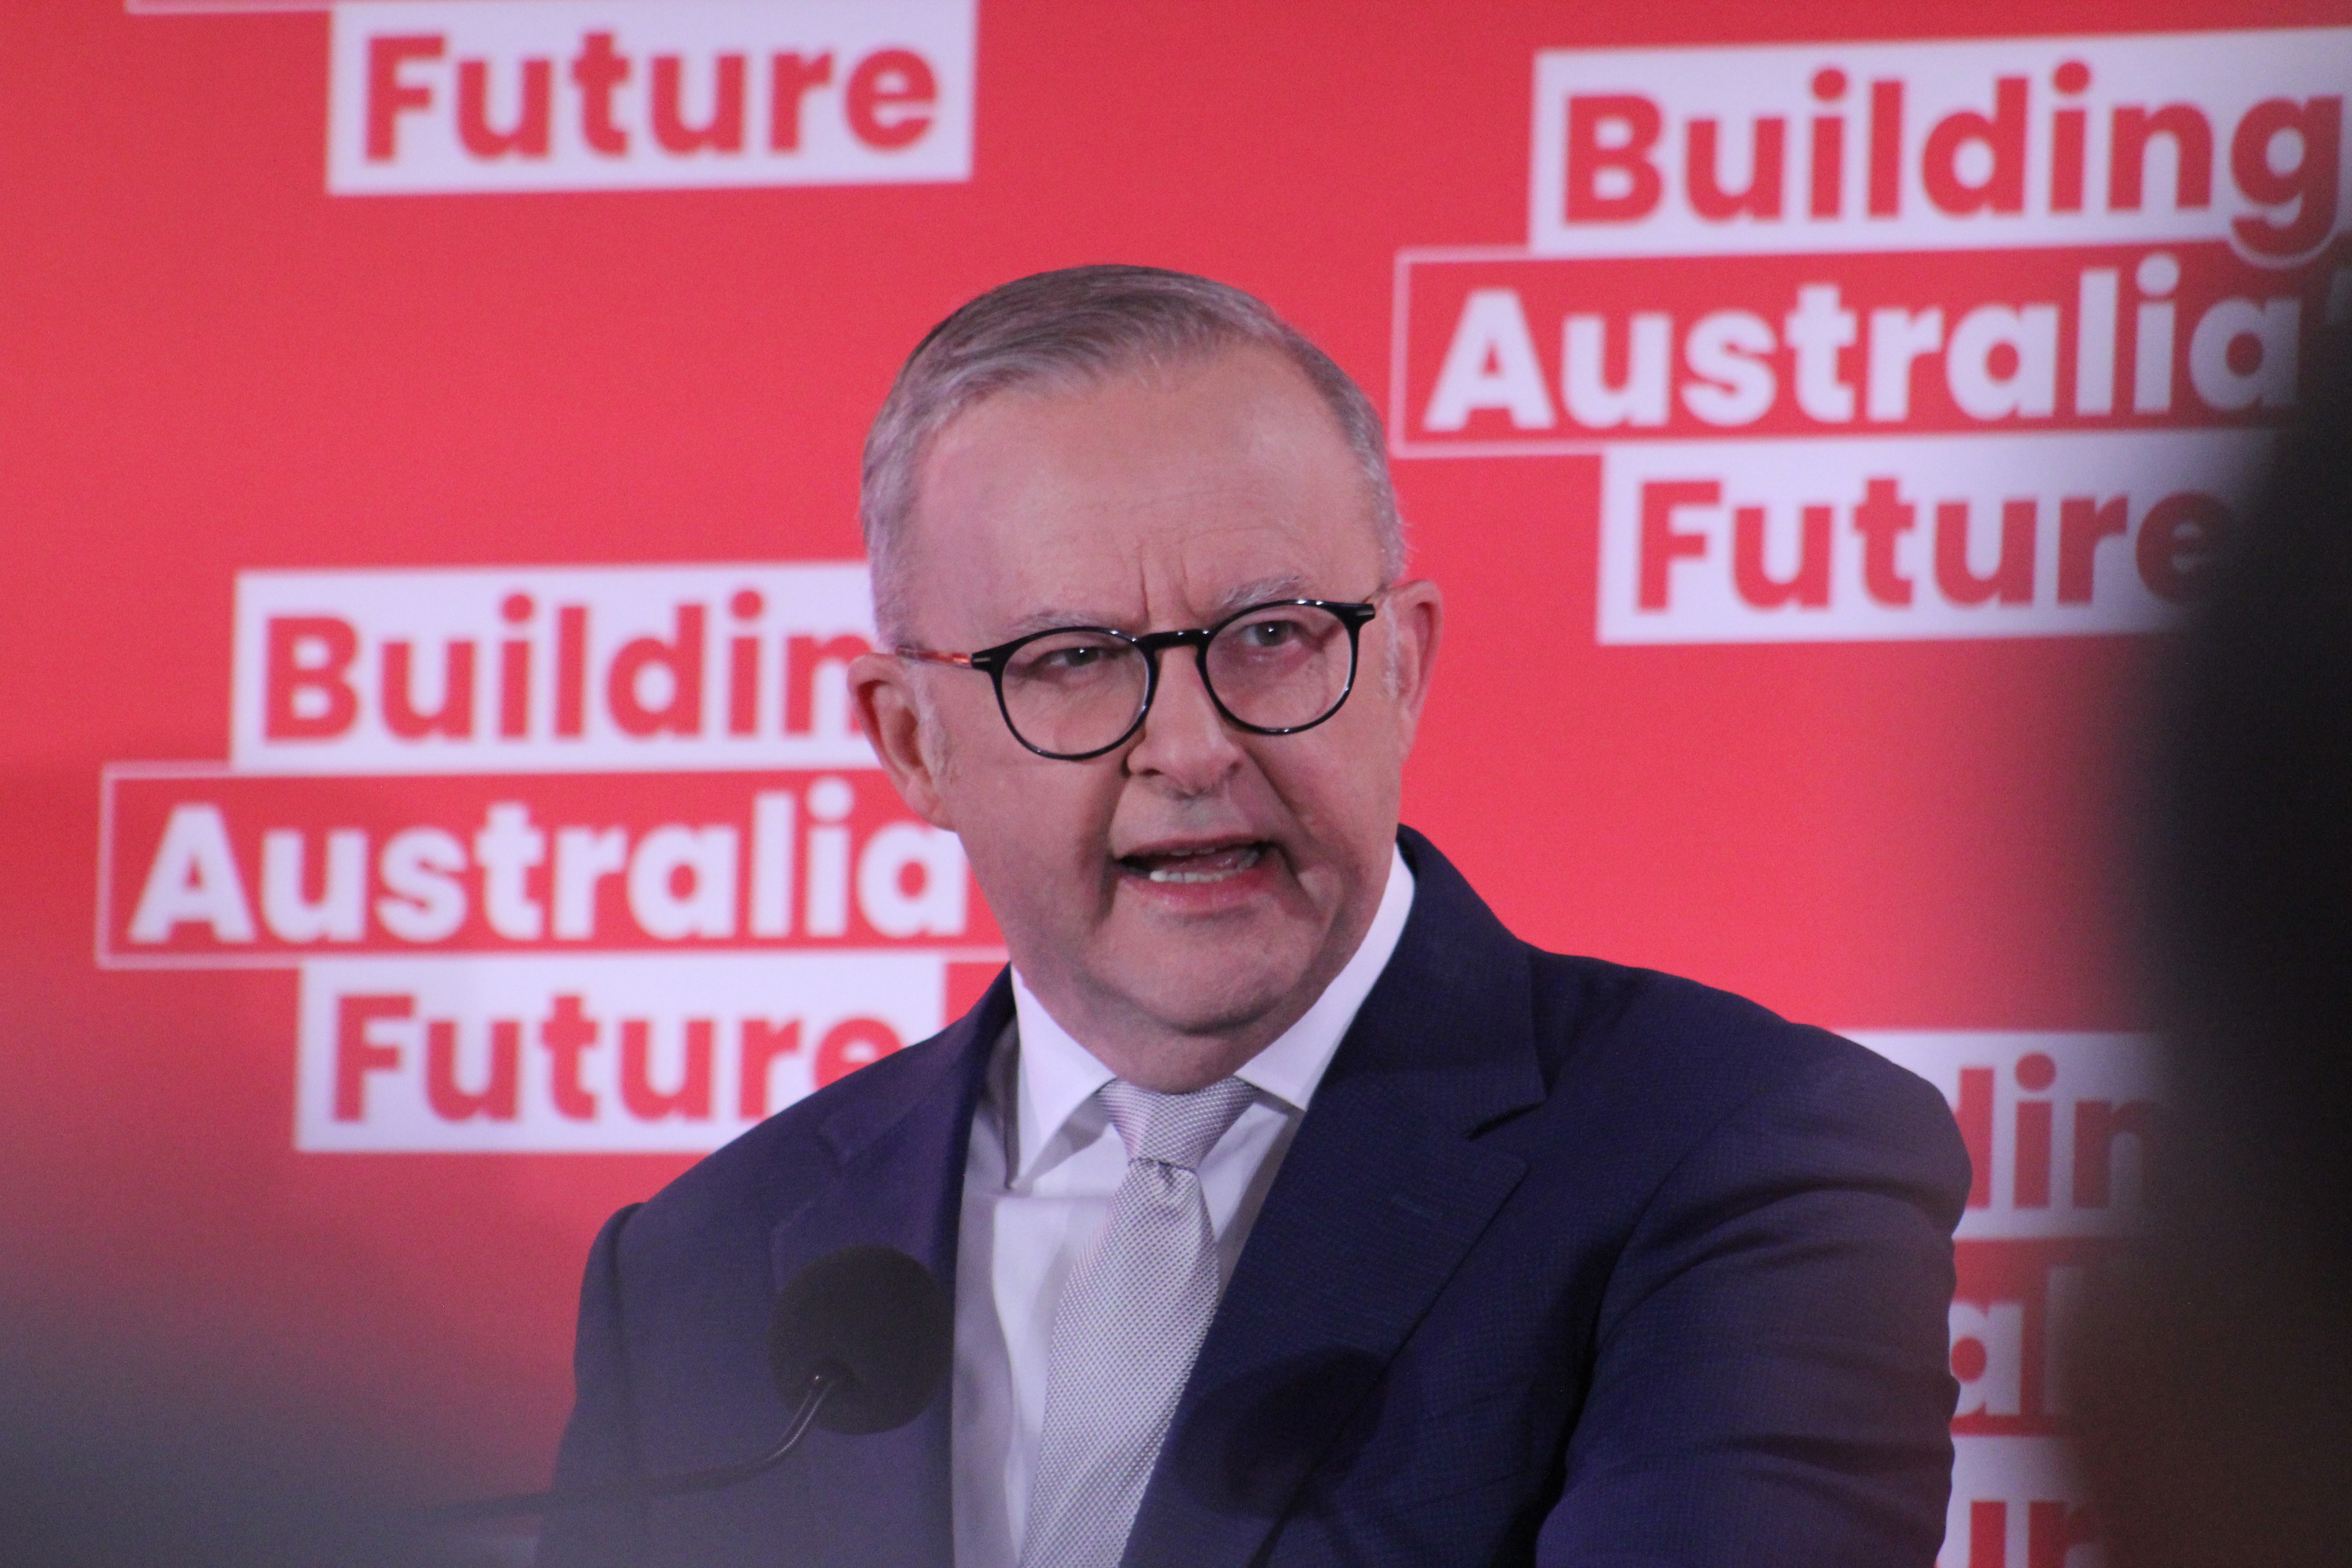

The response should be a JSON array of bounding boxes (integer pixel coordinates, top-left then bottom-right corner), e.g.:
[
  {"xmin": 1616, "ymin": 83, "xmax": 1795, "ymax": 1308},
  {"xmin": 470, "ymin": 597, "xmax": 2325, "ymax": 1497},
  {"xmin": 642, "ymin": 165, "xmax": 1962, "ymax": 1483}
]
[{"xmin": 1006, "ymin": 843, "xmax": 1415, "ymax": 1184}]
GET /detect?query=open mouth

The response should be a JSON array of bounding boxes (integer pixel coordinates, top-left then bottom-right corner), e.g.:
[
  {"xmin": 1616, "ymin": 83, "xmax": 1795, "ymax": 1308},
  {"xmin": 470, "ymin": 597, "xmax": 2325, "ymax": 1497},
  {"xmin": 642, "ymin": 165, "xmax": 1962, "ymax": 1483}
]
[{"xmin": 1119, "ymin": 841, "xmax": 1268, "ymax": 885}]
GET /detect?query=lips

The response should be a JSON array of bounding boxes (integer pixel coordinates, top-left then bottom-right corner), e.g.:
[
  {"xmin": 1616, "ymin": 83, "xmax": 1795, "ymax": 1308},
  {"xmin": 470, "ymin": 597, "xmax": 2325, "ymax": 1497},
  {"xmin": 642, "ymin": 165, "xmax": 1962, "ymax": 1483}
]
[{"xmin": 1118, "ymin": 841, "xmax": 1268, "ymax": 884}]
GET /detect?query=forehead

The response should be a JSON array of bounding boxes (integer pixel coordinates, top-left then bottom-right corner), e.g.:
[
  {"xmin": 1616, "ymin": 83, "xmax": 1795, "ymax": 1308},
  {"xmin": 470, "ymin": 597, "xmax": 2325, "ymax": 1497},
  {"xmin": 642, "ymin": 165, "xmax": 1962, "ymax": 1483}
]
[{"xmin": 902, "ymin": 345, "xmax": 1382, "ymax": 631}]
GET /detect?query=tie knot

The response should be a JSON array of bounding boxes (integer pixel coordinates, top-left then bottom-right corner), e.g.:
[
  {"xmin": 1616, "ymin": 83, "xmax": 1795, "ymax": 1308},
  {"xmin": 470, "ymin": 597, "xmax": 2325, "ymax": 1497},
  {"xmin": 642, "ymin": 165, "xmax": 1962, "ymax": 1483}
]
[{"xmin": 1098, "ymin": 1076, "xmax": 1256, "ymax": 1170}]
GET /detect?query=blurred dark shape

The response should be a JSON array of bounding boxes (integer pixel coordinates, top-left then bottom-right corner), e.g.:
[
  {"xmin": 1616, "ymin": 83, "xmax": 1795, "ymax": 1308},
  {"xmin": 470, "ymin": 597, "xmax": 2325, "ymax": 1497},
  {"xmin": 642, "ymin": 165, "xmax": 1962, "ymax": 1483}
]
[
  {"xmin": 0, "ymin": 1313, "xmax": 499, "ymax": 1568},
  {"xmin": 2076, "ymin": 343, "xmax": 2352, "ymax": 1568}
]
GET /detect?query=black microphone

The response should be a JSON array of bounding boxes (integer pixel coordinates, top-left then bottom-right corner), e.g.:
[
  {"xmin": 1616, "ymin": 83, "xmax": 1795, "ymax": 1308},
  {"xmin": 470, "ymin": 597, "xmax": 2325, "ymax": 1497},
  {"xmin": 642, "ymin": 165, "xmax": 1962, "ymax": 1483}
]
[{"xmin": 419, "ymin": 1245, "xmax": 951, "ymax": 1525}]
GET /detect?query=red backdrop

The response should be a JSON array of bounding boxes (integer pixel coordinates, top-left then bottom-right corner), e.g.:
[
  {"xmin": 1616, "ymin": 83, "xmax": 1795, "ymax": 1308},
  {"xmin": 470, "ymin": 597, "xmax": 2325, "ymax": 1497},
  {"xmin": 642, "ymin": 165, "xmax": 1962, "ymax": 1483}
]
[{"xmin": 5, "ymin": 0, "xmax": 2337, "ymax": 1555}]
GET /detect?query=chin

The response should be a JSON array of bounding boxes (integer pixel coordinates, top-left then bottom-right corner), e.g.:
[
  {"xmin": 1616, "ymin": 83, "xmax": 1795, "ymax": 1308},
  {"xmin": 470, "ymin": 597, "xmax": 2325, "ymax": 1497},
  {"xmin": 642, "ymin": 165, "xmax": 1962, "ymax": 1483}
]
[{"xmin": 1126, "ymin": 956, "xmax": 1308, "ymax": 1039}]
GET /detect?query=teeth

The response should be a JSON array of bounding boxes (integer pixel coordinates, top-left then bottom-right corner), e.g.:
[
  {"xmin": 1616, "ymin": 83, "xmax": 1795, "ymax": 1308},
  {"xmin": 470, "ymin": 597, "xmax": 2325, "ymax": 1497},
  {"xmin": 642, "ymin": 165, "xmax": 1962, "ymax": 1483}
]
[{"xmin": 1144, "ymin": 845, "xmax": 1262, "ymax": 884}]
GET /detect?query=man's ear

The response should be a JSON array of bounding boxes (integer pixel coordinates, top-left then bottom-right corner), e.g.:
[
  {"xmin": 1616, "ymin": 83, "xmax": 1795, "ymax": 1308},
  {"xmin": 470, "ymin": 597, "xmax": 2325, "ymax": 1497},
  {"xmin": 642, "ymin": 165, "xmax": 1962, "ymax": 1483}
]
[
  {"xmin": 850, "ymin": 651, "xmax": 955, "ymax": 829},
  {"xmin": 1382, "ymin": 578, "xmax": 1443, "ymax": 748}
]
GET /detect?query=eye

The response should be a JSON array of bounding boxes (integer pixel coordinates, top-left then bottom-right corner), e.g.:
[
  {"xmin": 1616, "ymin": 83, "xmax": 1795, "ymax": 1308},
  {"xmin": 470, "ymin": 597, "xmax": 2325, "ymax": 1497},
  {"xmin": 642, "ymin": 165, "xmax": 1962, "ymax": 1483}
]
[
  {"xmin": 1007, "ymin": 633, "xmax": 1133, "ymax": 684},
  {"xmin": 1238, "ymin": 617, "xmax": 1301, "ymax": 647}
]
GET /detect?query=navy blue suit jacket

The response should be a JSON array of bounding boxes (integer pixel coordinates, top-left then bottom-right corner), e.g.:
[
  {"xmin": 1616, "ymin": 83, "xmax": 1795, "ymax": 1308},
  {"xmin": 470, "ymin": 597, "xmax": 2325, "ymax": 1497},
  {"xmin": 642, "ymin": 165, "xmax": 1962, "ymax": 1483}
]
[{"xmin": 539, "ymin": 828, "xmax": 1968, "ymax": 1568}]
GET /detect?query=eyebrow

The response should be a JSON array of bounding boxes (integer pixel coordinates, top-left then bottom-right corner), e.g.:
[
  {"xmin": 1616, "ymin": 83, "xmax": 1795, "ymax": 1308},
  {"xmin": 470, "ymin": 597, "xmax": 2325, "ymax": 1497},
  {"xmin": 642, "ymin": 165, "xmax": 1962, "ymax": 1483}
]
[{"xmin": 992, "ymin": 574, "xmax": 1316, "ymax": 641}]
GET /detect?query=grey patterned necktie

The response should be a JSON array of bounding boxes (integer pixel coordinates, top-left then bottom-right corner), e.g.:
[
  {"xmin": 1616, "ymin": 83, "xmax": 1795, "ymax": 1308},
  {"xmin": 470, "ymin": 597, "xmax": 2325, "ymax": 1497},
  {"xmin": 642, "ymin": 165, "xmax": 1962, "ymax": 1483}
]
[{"xmin": 1019, "ymin": 1075, "xmax": 1259, "ymax": 1568}]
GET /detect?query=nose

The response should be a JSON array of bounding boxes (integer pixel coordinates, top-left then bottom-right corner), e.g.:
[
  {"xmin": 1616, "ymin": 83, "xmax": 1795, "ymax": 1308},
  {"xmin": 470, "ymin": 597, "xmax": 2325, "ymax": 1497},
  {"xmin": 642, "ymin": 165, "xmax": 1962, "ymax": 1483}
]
[{"xmin": 1123, "ymin": 646, "xmax": 1245, "ymax": 793}]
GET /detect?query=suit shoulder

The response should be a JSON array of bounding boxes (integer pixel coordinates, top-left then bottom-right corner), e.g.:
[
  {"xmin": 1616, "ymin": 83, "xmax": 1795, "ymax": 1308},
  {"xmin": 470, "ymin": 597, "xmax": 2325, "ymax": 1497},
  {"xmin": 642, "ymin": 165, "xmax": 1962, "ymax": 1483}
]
[
  {"xmin": 1523, "ymin": 948, "xmax": 1823, "ymax": 1064},
  {"xmin": 1521, "ymin": 947, "xmax": 1944, "ymax": 1127},
  {"xmin": 1515, "ymin": 948, "xmax": 1968, "ymax": 1224},
  {"xmin": 614, "ymin": 1027, "xmax": 968, "ymax": 1268}
]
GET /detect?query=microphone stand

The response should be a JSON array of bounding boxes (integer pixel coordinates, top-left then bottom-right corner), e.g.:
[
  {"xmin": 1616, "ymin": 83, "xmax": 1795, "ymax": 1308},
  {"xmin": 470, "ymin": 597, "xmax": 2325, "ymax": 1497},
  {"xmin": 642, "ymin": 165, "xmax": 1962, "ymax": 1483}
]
[{"xmin": 414, "ymin": 1372, "xmax": 838, "ymax": 1526}]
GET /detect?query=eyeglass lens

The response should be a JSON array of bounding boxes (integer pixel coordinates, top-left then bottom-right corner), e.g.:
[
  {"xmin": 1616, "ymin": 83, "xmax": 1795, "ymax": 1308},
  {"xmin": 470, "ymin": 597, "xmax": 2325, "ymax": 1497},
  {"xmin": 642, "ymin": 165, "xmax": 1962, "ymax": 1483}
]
[{"xmin": 997, "ymin": 603, "xmax": 1358, "ymax": 757}]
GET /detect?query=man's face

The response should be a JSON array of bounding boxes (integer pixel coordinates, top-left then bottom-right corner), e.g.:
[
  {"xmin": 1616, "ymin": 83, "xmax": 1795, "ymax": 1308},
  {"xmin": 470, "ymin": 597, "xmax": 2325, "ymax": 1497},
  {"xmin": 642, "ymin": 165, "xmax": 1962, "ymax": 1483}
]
[{"xmin": 852, "ymin": 344, "xmax": 1441, "ymax": 1089}]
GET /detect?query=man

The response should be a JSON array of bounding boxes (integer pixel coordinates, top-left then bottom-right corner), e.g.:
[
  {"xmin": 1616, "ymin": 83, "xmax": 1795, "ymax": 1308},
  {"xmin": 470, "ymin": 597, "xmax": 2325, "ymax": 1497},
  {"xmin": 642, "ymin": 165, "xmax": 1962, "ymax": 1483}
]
[{"xmin": 539, "ymin": 266, "xmax": 1969, "ymax": 1568}]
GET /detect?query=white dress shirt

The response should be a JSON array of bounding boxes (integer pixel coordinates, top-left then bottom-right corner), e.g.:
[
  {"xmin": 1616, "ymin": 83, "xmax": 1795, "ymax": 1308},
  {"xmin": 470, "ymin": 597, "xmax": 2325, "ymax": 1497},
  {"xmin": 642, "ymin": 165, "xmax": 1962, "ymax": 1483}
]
[{"xmin": 949, "ymin": 847, "xmax": 1416, "ymax": 1568}]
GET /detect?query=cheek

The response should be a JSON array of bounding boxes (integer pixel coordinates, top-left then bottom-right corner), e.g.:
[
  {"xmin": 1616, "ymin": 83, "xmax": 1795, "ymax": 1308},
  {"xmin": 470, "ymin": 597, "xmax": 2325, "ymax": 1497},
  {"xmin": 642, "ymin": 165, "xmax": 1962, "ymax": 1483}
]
[
  {"xmin": 1255, "ymin": 721, "xmax": 1401, "ymax": 838},
  {"xmin": 1320, "ymin": 694, "xmax": 1408, "ymax": 785},
  {"xmin": 945, "ymin": 745, "xmax": 1123, "ymax": 870}
]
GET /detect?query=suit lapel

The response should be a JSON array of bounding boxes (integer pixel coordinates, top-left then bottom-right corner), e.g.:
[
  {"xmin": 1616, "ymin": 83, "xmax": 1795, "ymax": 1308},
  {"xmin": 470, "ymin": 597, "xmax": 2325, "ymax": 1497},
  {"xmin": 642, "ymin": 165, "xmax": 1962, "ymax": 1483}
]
[
  {"xmin": 1126, "ymin": 830, "xmax": 1546, "ymax": 1568},
  {"xmin": 761, "ymin": 970, "xmax": 1010, "ymax": 1568}
]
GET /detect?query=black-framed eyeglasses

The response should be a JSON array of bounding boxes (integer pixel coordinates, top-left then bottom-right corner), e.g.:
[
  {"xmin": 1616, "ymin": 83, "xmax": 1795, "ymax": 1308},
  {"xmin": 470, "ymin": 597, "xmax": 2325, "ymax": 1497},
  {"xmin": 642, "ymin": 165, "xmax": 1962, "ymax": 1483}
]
[{"xmin": 898, "ymin": 596, "xmax": 1382, "ymax": 761}]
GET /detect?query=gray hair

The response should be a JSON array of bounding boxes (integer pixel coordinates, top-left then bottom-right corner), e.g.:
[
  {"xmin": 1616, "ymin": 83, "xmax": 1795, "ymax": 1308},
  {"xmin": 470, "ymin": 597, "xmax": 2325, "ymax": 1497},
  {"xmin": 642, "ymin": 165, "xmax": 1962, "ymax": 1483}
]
[{"xmin": 859, "ymin": 265, "xmax": 1404, "ymax": 643}]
